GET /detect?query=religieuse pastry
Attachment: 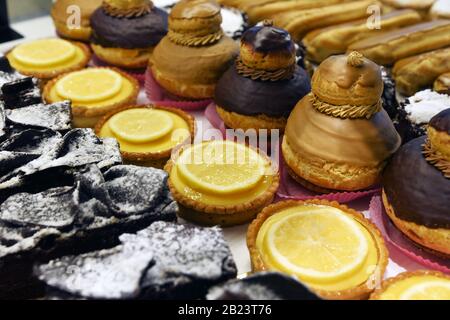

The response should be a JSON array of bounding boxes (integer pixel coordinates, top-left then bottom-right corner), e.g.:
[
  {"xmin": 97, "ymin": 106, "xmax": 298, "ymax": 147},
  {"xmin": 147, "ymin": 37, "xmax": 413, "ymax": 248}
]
[
  {"xmin": 348, "ymin": 20, "xmax": 450, "ymax": 66},
  {"xmin": 393, "ymin": 47, "xmax": 450, "ymax": 96},
  {"xmin": 272, "ymin": 0, "xmax": 377, "ymax": 42},
  {"xmin": 165, "ymin": 140, "xmax": 279, "ymax": 227},
  {"xmin": 95, "ymin": 105, "xmax": 195, "ymax": 168},
  {"xmin": 51, "ymin": 0, "xmax": 103, "ymax": 42},
  {"xmin": 150, "ymin": 0, "xmax": 239, "ymax": 100},
  {"xmin": 6, "ymin": 38, "xmax": 90, "ymax": 80},
  {"xmin": 214, "ymin": 22, "xmax": 310, "ymax": 132},
  {"xmin": 396, "ymin": 89, "xmax": 450, "ymax": 143},
  {"xmin": 434, "ymin": 72, "xmax": 450, "ymax": 94},
  {"xmin": 430, "ymin": 0, "xmax": 450, "ymax": 19},
  {"xmin": 247, "ymin": 199, "xmax": 388, "ymax": 300},
  {"xmin": 303, "ymin": 10, "xmax": 421, "ymax": 64},
  {"xmin": 44, "ymin": 67, "xmax": 139, "ymax": 128},
  {"xmin": 282, "ymin": 52, "xmax": 401, "ymax": 193},
  {"xmin": 90, "ymin": 0, "xmax": 168, "ymax": 69},
  {"xmin": 380, "ymin": 0, "xmax": 435, "ymax": 18},
  {"xmin": 370, "ymin": 270, "xmax": 450, "ymax": 300},
  {"xmin": 383, "ymin": 108, "xmax": 450, "ymax": 257}
]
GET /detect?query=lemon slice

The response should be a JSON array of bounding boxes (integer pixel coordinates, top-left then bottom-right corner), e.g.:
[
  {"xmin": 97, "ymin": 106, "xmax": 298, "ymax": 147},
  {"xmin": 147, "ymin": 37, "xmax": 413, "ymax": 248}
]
[
  {"xmin": 400, "ymin": 281, "xmax": 450, "ymax": 300},
  {"xmin": 12, "ymin": 39, "xmax": 76, "ymax": 67},
  {"xmin": 176, "ymin": 140, "xmax": 268, "ymax": 195},
  {"xmin": 109, "ymin": 109, "xmax": 174, "ymax": 143},
  {"xmin": 56, "ymin": 69, "xmax": 123, "ymax": 103},
  {"xmin": 264, "ymin": 207, "xmax": 369, "ymax": 283}
]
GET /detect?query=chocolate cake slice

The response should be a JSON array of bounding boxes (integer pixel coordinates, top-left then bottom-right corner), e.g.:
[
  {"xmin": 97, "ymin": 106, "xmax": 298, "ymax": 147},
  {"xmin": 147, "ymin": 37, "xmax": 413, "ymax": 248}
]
[
  {"xmin": 1, "ymin": 77, "xmax": 42, "ymax": 109},
  {"xmin": 0, "ymin": 164, "xmax": 178, "ymax": 299},
  {"xmin": 36, "ymin": 222, "xmax": 236, "ymax": 300},
  {"xmin": 207, "ymin": 272, "xmax": 320, "ymax": 300}
]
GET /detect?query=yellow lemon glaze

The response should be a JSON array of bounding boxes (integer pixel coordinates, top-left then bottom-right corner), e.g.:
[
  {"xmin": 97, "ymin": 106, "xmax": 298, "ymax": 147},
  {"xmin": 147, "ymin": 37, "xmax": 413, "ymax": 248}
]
[
  {"xmin": 47, "ymin": 71, "xmax": 135, "ymax": 109},
  {"xmin": 169, "ymin": 141, "xmax": 275, "ymax": 206},
  {"xmin": 8, "ymin": 39, "xmax": 86, "ymax": 73},
  {"xmin": 99, "ymin": 108, "xmax": 191, "ymax": 154},
  {"xmin": 256, "ymin": 205, "xmax": 379, "ymax": 292},
  {"xmin": 378, "ymin": 275, "xmax": 450, "ymax": 300}
]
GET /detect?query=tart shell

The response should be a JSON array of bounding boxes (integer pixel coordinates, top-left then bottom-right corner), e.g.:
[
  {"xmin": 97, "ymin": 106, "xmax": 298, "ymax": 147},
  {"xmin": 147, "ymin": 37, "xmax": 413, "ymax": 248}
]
[
  {"xmin": 370, "ymin": 270, "xmax": 450, "ymax": 300},
  {"xmin": 6, "ymin": 41, "xmax": 91, "ymax": 80},
  {"xmin": 216, "ymin": 105, "xmax": 287, "ymax": 132},
  {"xmin": 95, "ymin": 104, "xmax": 196, "ymax": 168},
  {"xmin": 247, "ymin": 199, "xmax": 389, "ymax": 300},
  {"xmin": 43, "ymin": 67, "xmax": 140, "ymax": 119},
  {"xmin": 382, "ymin": 190, "xmax": 450, "ymax": 257},
  {"xmin": 164, "ymin": 145, "xmax": 280, "ymax": 227}
]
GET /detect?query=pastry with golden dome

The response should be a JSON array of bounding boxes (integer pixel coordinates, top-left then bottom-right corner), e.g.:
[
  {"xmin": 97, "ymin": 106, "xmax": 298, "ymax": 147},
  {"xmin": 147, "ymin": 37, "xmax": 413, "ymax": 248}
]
[
  {"xmin": 43, "ymin": 67, "xmax": 139, "ymax": 128},
  {"xmin": 434, "ymin": 72, "xmax": 450, "ymax": 95},
  {"xmin": 382, "ymin": 108, "xmax": 450, "ymax": 257},
  {"xmin": 303, "ymin": 10, "xmax": 421, "ymax": 64},
  {"xmin": 393, "ymin": 48, "xmax": 450, "ymax": 96},
  {"xmin": 348, "ymin": 20, "xmax": 450, "ymax": 66},
  {"xmin": 96, "ymin": 105, "xmax": 195, "ymax": 168},
  {"xmin": 282, "ymin": 52, "xmax": 401, "ymax": 192},
  {"xmin": 6, "ymin": 38, "xmax": 90, "ymax": 80},
  {"xmin": 247, "ymin": 199, "xmax": 388, "ymax": 300},
  {"xmin": 51, "ymin": 0, "xmax": 103, "ymax": 42},
  {"xmin": 90, "ymin": 0, "xmax": 168, "ymax": 69},
  {"xmin": 165, "ymin": 140, "xmax": 279, "ymax": 227},
  {"xmin": 214, "ymin": 22, "xmax": 310, "ymax": 132},
  {"xmin": 371, "ymin": 270, "xmax": 450, "ymax": 300},
  {"xmin": 150, "ymin": 0, "xmax": 239, "ymax": 100}
]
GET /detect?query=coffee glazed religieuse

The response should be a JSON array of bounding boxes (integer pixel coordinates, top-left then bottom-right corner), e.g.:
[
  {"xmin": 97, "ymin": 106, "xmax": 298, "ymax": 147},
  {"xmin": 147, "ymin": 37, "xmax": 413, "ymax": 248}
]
[
  {"xmin": 282, "ymin": 51, "xmax": 401, "ymax": 193},
  {"xmin": 150, "ymin": 0, "xmax": 239, "ymax": 100},
  {"xmin": 215, "ymin": 21, "xmax": 311, "ymax": 132}
]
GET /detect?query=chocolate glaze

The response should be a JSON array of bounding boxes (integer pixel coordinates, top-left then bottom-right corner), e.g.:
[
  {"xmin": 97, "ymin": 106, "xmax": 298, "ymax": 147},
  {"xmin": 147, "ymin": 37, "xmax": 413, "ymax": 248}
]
[
  {"xmin": 242, "ymin": 25, "xmax": 294, "ymax": 54},
  {"xmin": 214, "ymin": 64, "xmax": 310, "ymax": 118},
  {"xmin": 383, "ymin": 136, "xmax": 450, "ymax": 229},
  {"xmin": 430, "ymin": 108, "xmax": 450, "ymax": 134},
  {"xmin": 90, "ymin": 7, "xmax": 168, "ymax": 49}
]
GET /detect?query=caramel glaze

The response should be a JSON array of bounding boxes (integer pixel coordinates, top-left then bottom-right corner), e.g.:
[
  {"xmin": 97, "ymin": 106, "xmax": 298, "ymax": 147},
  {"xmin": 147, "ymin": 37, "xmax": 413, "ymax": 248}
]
[
  {"xmin": 241, "ymin": 25, "xmax": 294, "ymax": 54},
  {"xmin": 285, "ymin": 98, "xmax": 401, "ymax": 166},
  {"xmin": 214, "ymin": 65, "xmax": 310, "ymax": 118},
  {"xmin": 430, "ymin": 108, "xmax": 450, "ymax": 135},
  {"xmin": 170, "ymin": 0, "xmax": 220, "ymax": 19},
  {"xmin": 383, "ymin": 136, "xmax": 450, "ymax": 229},
  {"xmin": 90, "ymin": 7, "xmax": 168, "ymax": 49}
]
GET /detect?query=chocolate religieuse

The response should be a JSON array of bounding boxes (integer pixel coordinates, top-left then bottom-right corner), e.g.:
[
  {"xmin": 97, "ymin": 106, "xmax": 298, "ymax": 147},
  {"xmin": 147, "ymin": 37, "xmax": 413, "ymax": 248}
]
[
  {"xmin": 90, "ymin": 0, "xmax": 168, "ymax": 68},
  {"xmin": 282, "ymin": 51, "xmax": 401, "ymax": 193},
  {"xmin": 214, "ymin": 21, "xmax": 310, "ymax": 132},
  {"xmin": 382, "ymin": 108, "xmax": 450, "ymax": 257}
]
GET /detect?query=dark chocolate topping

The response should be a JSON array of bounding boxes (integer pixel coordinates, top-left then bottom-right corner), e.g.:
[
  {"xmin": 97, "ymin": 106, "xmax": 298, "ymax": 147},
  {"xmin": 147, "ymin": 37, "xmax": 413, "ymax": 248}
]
[
  {"xmin": 429, "ymin": 108, "xmax": 450, "ymax": 134},
  {"xmin": 241, "ymin": 25, "xmax": 294, "ymax": 54},
  {"xmin": 383, "ymin": 136, "xmax": 450, "ymax": 229},
  {"xmin": 207, "ymin": 272, "xmax": 320, "ymax": 300},
  {"xmin": 1, "ymin": 77, "xmax": 41, "ymax": 109},
  {"xmin": 0, "ymin": 57, "xmax": 13, "ymax": 73},
  {"xmin": 90, "ymin": 7, "xmax": 168, "ymax": 49},
  {"xmin": 214, "ymin": 64, "xmax": 310, "ymax": 118}
]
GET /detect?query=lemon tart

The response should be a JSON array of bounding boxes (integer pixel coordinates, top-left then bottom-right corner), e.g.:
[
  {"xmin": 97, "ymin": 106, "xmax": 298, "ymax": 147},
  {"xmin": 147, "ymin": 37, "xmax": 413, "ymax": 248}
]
[
  {"xmin": 96, "ymin": 105, "xmax": 195, "ymax": 168},
  {"xmin": 165, "ymin": 140, "xmax": 279, "ymax": 227},
  {"xmin": 44, "ymin": 67, "xmax": 139, "ymax": 128},
  {"xmin": 371, "ymin": 270, "xmax": 450, "ymax": 300},
  {"xmin": 247, "ymin": 199, "xmax": 388, "ymax": 300},
  {"xmin": 6, "ymin": 38, "xmax": 91, "ymax": 80}
]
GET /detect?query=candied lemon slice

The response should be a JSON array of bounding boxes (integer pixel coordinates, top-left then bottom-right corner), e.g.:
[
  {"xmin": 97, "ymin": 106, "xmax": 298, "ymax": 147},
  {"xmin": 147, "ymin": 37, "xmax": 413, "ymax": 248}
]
[
  {"xmin": 56, "ymin": 69, "xmax": 123, "ymax": 103},
  {"xmin": 400, "ymin": 281, "xmax": 450, "ymax": 300},
  {"xmin": 176, "ymin": 140, "xmax": 268, "ymax": 195},
  {"xmin": 264, "ymin": 207, "xmax": 369, "ymax": 283},
  {"xmin": 109, "ymin": 108, "xmax": 174, "ymax": 143},
  {"xmin": 12, "ymin": 39, "xmax": 76, "ymax": 67}
]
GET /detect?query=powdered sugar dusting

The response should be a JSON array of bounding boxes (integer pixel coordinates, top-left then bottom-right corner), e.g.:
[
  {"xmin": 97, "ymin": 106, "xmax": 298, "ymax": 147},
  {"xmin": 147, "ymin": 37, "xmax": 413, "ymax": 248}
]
[{"xmin": 404, "ymin": 90, "xmax": 450, "ymax": 124}]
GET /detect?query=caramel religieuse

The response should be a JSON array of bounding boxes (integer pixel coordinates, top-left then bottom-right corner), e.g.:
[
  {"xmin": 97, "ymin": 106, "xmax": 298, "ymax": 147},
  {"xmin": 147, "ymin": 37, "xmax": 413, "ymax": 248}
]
[
  {"xmin": 150, "ymin": 0, "xmax": 239, "ymax": 100},
  {"xmin": 214, "ymin": 21, "xmax": 311, "ymax": 132},
  {"xmin": 383, "ymin": 108, "xmax": 450, "ymax": 257},
  {"xmin": 90, "ymin": 0, "xmax": 168, "ymax": 69},
  {"xmin": 282, "ymin": 52, "xmax": 401, "ymax": 193}
]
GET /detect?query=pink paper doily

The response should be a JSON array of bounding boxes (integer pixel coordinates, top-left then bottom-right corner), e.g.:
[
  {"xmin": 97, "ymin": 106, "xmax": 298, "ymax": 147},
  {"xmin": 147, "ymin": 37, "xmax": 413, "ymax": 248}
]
[
  {"xmin": 144, "ymin": 69, "xmax": 212, "ymax": 110},
  {"xmin": 369, "ymin": 195, "xmax": 450, "ymax": 274},
  {"xmin": 90, "ymin": 55, "xmax": 146, "ymax": 84}
]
